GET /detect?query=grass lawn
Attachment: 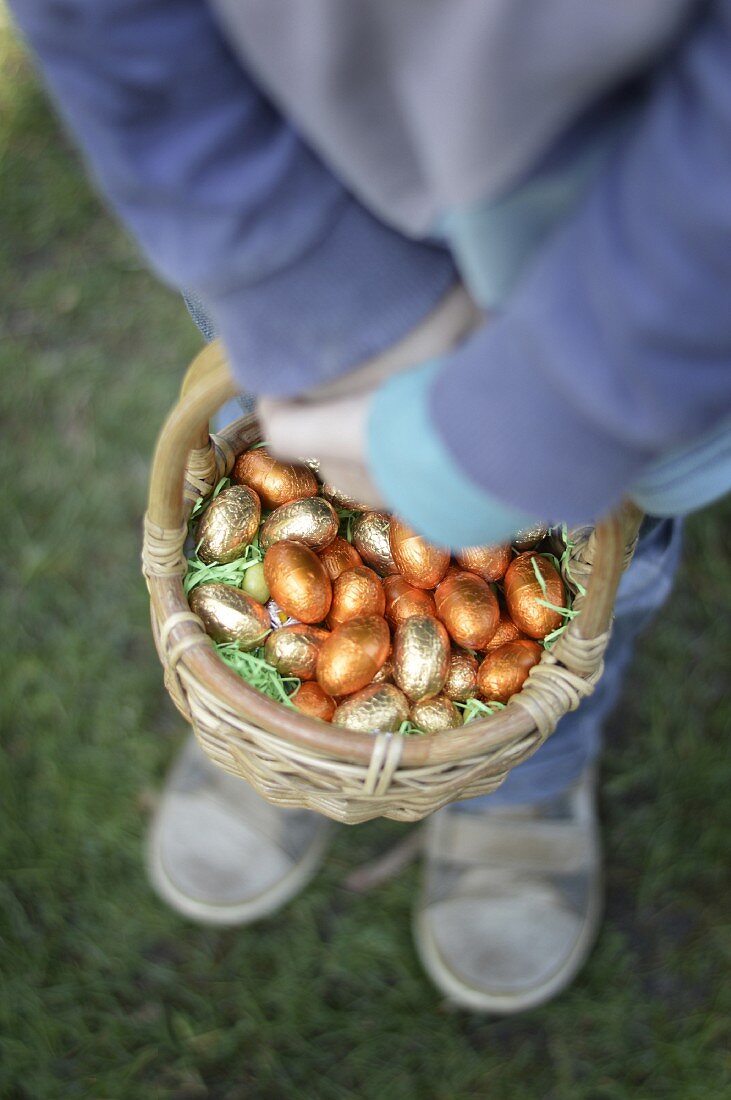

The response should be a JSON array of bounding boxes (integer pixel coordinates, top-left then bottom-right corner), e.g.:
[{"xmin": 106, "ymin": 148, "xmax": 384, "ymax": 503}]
[{"xmin": 1, "ymin": 17, "xmax": 730, "ymax": 1100}]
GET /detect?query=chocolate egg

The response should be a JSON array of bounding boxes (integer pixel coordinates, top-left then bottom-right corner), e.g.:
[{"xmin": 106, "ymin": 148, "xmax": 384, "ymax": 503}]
[
  {"xmin": 351, "ymin": 512, "xmax": 399, "ymax": 575},
  {"xmin": 512, "ymin": 523, "xmax": 549, "ymax": 551},
  {"xmin": 477, "ymin": 639, "xmax": 543, "ymax": 704},
  {"xmin": 264, "ymin": 623, "xmax": 330, "ymax": 679},
  {"xmin": 443, "ymin": 649, "xmax": 479, "ymax": 702},
  {"xmin": 333, "ymin": 684, "xmax": 410, "ymax": 732},
  {"xmin": 321, "ymin": 484, "xmax": 372, "ymax": 512},
  {"xmin": 383, "ymin": 575, "xmax": 437, "ymax": 629},
  {"xmin": 410, "ymin": 695, "xmax": 462, "ymax": 734},
  {"xmin": 504, "ymin": 553, "xmax": 565, "ymax": 639},
  {"xmin": 455, "ymin": 543, "xmax": 512, "ymax": 583},
  {"xmin": 291, "ymin": 681, "xmax": 336, "ymax": 722},
  {"xmin": 434, "ymin": 571, "xmax": 500, "ymax": 650},
  {"xmin": 263, "ymin": 541, "xmax": 332, "ymax": 624},
  {"xmin": 317, "ymin": 615, "xmax": 391, "ymax": 696},
  {"xmin": 327, "ymin": 566, "xmax": 385, "ymax": 630},
  {"xmin": 196, "ymin": 485, "xmax": 261, "ymax": 564},
  {"xmin": 260, "ymin": 497, "xmax": 339, "ymax": 553},
  {"xmin": 483, "ymin": 609, "xmax": 524, "ymax": 653},
  {"xmin": 232, "ymin": 447, "xmax": 318, "ymax": 510},
  {"xmin": 393, "ymin": 615, "xmax": 450, "ymax": 702},
  {"xmin": 190, "ymin": 583, "xmax": 271, "ymax": 648},
  {"xmin": 372, "ymin": 658, "xmax": 394, "ymax": 684},
  {"xmin": 389, "ymin": 518, "xmax": 450, "ymax": 590},
  {"xmin": 319, "ymin": 536, "xmax": 363, "ymax": 581}
]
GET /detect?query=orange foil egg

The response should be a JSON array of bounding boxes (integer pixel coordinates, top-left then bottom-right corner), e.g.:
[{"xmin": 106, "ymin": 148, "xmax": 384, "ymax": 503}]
[
  {"xmin": 504, "ymin": 553, "xmax": 565, "ymax": 639},
  {"xmin": 327, "ymin": 566, "xmax": 385, "ymax": 630},
  {"xmin": 232, "ymin": 447, "xmax": 318, "ymax": 510},
  {"xmin": 477, "ymin": 639, "xmax": 543, "ymax": 704},
  {"xmin": 291, "ymin": 681, "xmax": 336, "ymax": 722},
  {"xmin": 483, "ymin": 609, "xmax": 525, "ymax": 653},
  {"xmin": 393, "ymin": 615, "xmax": 450, "ymax": 701},
  {"xmin": 383, "ymin": 575, "xmax": 437, "ymax": 629},
  {"xmin": 443, "ymin": 648, "xmax": 479, "ymax": 702},
  {"xmin": 351, "ymin": 512, "xmax": 399, "ymax": 575},
  {"xmin": 263, "ymin": 624, "xmax": 330, "ymax": 680},
  {"xmin": 263, "ymin": 540, "xmax": 332, "ymax": 624},
  {"xmin": 455, "ymin": 543, "xmax": 512, "ymax": 583},
  {"xmin": 389, "ymin": 518, "xmax": 450, "ymax": 590},
  {"xmin": 317, "ymin": 615, "xmax": 391, "ymax": 697},
  {"xmin": 319, "ymin": 537, "xmax": 363, "ymax": 581},
  {"xmin": 434, "ymin": 571, "xmax": 500, "ymax": 650}
]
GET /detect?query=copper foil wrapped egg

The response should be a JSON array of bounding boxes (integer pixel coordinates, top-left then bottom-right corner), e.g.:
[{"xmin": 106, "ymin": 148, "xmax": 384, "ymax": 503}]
[
  {"xmin": 512, "ymin": 523, "xmax": 549, "ymax": 551},
  {"xmin": 196, "ymin": 485, "xmax": 261, "ymax": 564},
  {"xmin": 321, "ymin": 484, "xmax": 372, "ymax": 512},
  {"xmin": 389, "ymin": 518, "xmax": 450, "ymax": 590},
  {"xmin": 317, "ymin": 615, "xmax": 390, "ymax": 697},
  {"xmin": 264, "ymin": 623, "xmax": 329, "ymax": 680},
  {"xmin": 504, "ymin": 553, "xmax": 565, "ymax": 639},
  {"xmin": 483, "ymin": 609, "xmax": 524, "ymax": 653},
  {"xmin": 443, "ymin": 649, "xmax": 479, "ymax": 702},
  {"xmin": 319, "ymin": 536, "xmax": 363, "ymax": 581},
  {"xmin": 333, "ymin": 684, "xmax": 410, "ymax": 732},
  {"xmin": 393, "ymin": 615, "xmax": 450, "ymax": 702},
  {"xmin": 327, "ymin": 566, "xmax": 385, "ymax": 630},
  {"xmin": 260, "ymin": 497, "xmax": 339, "ymax": 553},
  {"xmin": 410, "ymin": 695, "xmax": 462, "ymax": 734},
  {"xmin": 434, "ymin": 571, "xmax": 500, "ymax": 650},
  {"xmin": 190, "ymin": 583, "xmax": 271, "ymax": 648},
  {"xmin": 351, "ymin": 512, "xmax": 399, "ymax": 575},
  {"xmin": 383, "ymin": 575, "xmax": 437, "ymax": 629},
  {"xmin": 477, "ymin": 639, "xmax": 543, "ymax": 704},
  {"xmin": 291, "ymin": 681, "xmax": 336, "ymax": 722},
  {"xmin": 232, "ymin": 447, "xmax": 318, "ymax": 510},
  {"xmin": 263, "ymin": 541, "xmax": 332, "ymax": 624},
  {"xmin": 455, "ymin": 543, "xmax": 512, "ymax": 583}
]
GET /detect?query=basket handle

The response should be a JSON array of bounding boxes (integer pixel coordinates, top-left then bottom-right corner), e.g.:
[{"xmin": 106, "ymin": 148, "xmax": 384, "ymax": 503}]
[{"xmin": 147, "ymin": 339, "xmax": 640, "ymax": 641}]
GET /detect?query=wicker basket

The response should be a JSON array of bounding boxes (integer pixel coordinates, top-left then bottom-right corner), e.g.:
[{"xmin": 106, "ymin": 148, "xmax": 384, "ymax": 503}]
[{"xmin": 143, "ymin": 340, "xmax": 643, "ymax": 824}]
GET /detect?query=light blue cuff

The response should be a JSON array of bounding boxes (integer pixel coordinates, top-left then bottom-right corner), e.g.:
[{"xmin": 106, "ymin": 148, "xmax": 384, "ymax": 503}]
[
  {"xmin": 368, "ymin": 361, "xmax": 535, "ymax": 548},
  {"xmin": 629, "ymin": 416, "xmax": 731, "ymax": 516}
]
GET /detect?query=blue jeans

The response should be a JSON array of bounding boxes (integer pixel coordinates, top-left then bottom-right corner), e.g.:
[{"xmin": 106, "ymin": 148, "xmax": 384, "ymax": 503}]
[{"xmin": 185, "ymin": 292, "xmax": 682, "ymax": 808}]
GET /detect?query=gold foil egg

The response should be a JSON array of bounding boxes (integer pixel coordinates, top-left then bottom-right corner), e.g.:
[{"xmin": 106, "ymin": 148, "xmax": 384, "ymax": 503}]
[
  {"xmin": 263, "ymin": 540, "xmax": 332, "ymax": 624},
  {"xmin": 393, "ymin": 615, "xmax": 450, "ymax": 701},
  {"xmin": 512, "ymin": 523, "xmax": 549, "ymax": 551},
  {"xmin": 443, "ymin": 649, "xmax": 479, "ymax": 702},
  {"xmin": 434, "ymin": 571, "xmax": 500, "ymax": 650},
  {"xmin": 232, "ymin": 447, "xmax": 318, "ymax": 510},
  {"xmin": 504, "ymin": 553, "xmax": 565, "ymax": 639},
  {"xmin": 455, "ymin": 543, "xmax": 512, "ymax": 583},
  {"xmin": 321, "ymin": 484, "xmax": 372, "ymax": 512},
  {"xmin": 263, "ymin": 623, "xmax": 330, "ymax": 680},
  {"xmin": 483, "ymin": 609, "xmax": 524, "ymax": 653},
  {"xmin": 383, "ymin": 575, "xmax": 437, "ymax": 629},
  {"xmin": 410, "ymin": 695, "xmax": 462, "ymax": 734},
  {"xmin": 372, "ymin": 658, "xmax": 394, "ymax": 684},
  {"xmin": 196, "ymin": 485, "xmax": 261, "ymax": 564},
  {"xmin": 333, "ymin": 684, "xmax": 410, "ymax": 732},
  {"xmin": 190, "ymin": 583, "xmax": 271, "ymax": 648},
  {"xmin": 351, "ymin": 512, "xmax": 399, "ymax": 576},
  {"xmin": 319, "ymin": 537, "xmax": 363, "ymax": 581},
  {"xmin": 389, "ymin": 518, "xmax": 450, "ymax": 590},
  {"xmin": 291, "ymin": 681, "xmax": 336, "ymax": 722},
  {"xmin": 477, "ymin": 639, "xmax": 543, "ymax": 704},
  {"xmin": 260, "ymin": 496, "xmax": 339, "ymax": 553},
  {"xmin": 317, "ymin": 614, "xmax": 390, "ymax": 697},
  {"xmin": 327, "ymin": 566, "xmax": 385, "ymax": 630}
]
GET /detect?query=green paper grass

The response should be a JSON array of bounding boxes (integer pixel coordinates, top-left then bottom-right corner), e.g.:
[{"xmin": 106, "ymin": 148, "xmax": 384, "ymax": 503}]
[
  {"xmin": 455, "ymin": 697, "xmax": 506, "ymax": 723},
  {"xmin": 215, "ymin": 642, "xmax": 300, "ymax": 707}
]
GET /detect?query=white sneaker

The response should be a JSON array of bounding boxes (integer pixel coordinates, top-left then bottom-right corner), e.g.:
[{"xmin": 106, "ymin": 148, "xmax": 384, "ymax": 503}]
[
  {"xmin": 146, "ymin": 736, "xmax": 332, "ymax": 925},
  {"xmin": 413, "ymin": 769, "xmax": 602, "ymax": 1014}
]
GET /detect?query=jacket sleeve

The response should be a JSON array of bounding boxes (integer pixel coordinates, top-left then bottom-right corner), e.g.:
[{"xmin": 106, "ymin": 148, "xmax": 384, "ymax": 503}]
[
  {"xmin": 10, "ymin": 0, "xmax": 455, "ymax": 396},
  {"xmin": 370, "ymin": 0, "xmax": 731, "ymax": 542}
]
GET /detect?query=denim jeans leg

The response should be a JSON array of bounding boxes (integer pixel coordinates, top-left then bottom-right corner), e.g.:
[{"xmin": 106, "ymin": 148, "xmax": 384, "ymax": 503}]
[
  {"xmin": 459, "ymin": 516, "xmax": 683, "ymax": 809},
  {"xmin": 183, "ymin": 292, "xmax": 256, "ymax": 425}
]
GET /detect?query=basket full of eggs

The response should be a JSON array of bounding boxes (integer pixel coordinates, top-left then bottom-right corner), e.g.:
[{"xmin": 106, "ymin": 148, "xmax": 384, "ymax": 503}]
[{"xmin": 143, "ymin": 341, "xmax": 643, "ymax": 824}]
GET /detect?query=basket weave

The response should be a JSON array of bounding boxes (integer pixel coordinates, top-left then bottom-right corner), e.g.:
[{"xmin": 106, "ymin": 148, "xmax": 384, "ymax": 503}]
[{"xmin": 143, "ymin": 340, "xmax": 643, "ymax": 824}]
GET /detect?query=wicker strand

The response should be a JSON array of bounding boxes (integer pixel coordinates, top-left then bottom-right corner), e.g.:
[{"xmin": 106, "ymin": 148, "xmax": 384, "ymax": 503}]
[
  {"xmin": 363, "ymin": 733, "xmax": 404, "ymax": 796},
  {"xmin": 142, "ymin": 514, "xmax": 188, "ymax": 578},
  {"xmin": 183, "ymin": 432, "xmax": 237, "ymax": 503},
  {"xmin": 510, "ymin": 659, "xmax": 601, "ymax": 739}
]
